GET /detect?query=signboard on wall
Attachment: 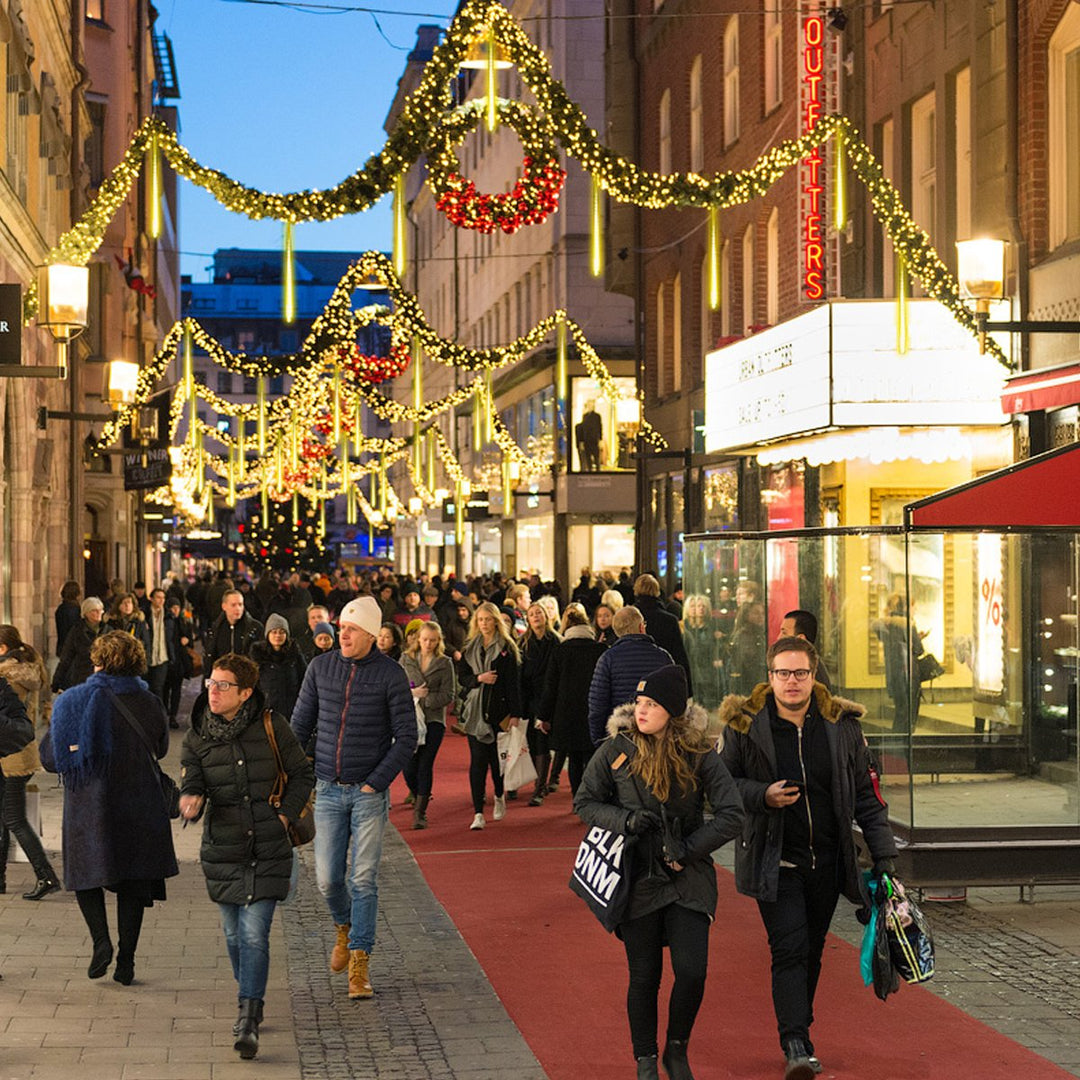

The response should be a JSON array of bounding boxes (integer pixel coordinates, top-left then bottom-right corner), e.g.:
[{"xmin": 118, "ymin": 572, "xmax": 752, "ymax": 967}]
[
  {"xmin": 0, "ymin": 284, "xmax": 21, "ymax": 363},
  {"xmin": 703, "ymin": 299, "xmax": 1010, "ymax": 453}
]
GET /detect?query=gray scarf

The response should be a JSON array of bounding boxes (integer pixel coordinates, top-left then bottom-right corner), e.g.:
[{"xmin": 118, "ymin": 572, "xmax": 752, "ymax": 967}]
[{"xmin": 460, "ymin": 635, "xmax": 502, "ymax": 744}]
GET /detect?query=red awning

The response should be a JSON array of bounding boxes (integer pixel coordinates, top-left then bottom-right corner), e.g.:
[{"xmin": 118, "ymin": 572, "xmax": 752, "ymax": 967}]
[
  {"xmin": 906, "ymin": 442, "xmax": 1080, "ymax": 528},
  {"xmin": 1001, "ymin": 361, "xmax": 1080, "ymax": 414}
]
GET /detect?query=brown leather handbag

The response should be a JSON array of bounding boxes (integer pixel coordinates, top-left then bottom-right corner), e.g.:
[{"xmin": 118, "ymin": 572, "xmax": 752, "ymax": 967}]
[{"xmin": 263, "ymin": 710, "xmax": 315, "ymax": 847}]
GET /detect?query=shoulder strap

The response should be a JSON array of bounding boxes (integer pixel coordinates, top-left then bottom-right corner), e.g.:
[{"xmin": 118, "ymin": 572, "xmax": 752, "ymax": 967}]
[
  {"xmin": 106, "ymin": 689, "xmax": 158, "ymax": 760},
  {"xmin": 263, "ymin": 709, "xmax": 287, "ymax": 808}
]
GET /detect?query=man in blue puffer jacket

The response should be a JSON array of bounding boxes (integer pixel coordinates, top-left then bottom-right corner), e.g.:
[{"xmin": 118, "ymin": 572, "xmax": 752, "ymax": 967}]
[
  {"xmin": 291, "ymin": 595, "xmax": 416, "ymax": 1000},
  {"xmin": 586, "ymin": 606, "xmax": 674, "ymax": 745}
]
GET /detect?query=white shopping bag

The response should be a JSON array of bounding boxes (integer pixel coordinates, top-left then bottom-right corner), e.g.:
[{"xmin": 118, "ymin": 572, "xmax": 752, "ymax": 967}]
[{"xmin": 497, "ymin": 724, "xmax": 537, "ymax": 790}]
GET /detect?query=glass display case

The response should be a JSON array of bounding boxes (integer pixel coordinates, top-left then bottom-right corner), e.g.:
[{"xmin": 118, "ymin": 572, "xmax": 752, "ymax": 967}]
[{"xmin": 683, "ymin": 524, "xmax": 1080, "ymax": 885}]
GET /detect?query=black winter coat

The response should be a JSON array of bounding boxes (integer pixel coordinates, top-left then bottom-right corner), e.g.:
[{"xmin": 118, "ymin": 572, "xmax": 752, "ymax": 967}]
[
  {"xmin": 574, "ymin": 702, "xmax": 743, "ymax": 923},
  {"xmin": 520, "ymin": 631, "xmax": 560, "ymax": 720},
  {"xmin": 0, "ymin": 679, "xmax": 33, "ymax": 757},
  {"xmin": 457, "ymin": 641, "xmax": 523, "ymax": 732},
  {"xmin": 181, "ymin": 688, "xmax": 313, "ymax": 905},
  {"xmin": 52, "ymin": 618, "xmax": 104, "ymax": 691},
  {"xmin": 718, "ymin": 683, "xmax": 898, "ymax": 906},
  {"xmin": 633, "ymin": 595, "xmax": 693, "ymax": 695},
  {"xmin": 250, "ymin": 639, "xmax": 307, "ymax": 719},
  {"xmin": 205, "ymin": 612, "xmax": 264, "ymax": 668},
  {"xmin": 537, "ymin": 630, "xmax": 607, "ymax": 754}
]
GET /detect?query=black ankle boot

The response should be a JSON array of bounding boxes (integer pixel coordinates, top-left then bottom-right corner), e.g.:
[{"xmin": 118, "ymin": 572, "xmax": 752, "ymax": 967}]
[
  {"xmin": 662, "ymin": 1039, "xmax": 695, "ymax": 1080},
  {"xmin": 113, "ymin": 954, "xmax": 135, "ymax": 985},
  {"xmin": 783, "ymin": 1039, "xmax": 815, "ymax": 1080},
  {"xmin": 234, "ymin": 998, "xmax": 262, "ymax": 1059},
  {"xmin": 23, "ymin": 877, "xmax": 61, "ymax": 901},
  {"xmin": 636, "ymin": 1055, "xmax": 660, "ymax": 1080},
  {"xmin": 232, "ymin": 998, "xmax": 264, "ymax": 1036},
  {"xmin": 88, "ymin": 939, "xmax": 113, "ymax": 979}
]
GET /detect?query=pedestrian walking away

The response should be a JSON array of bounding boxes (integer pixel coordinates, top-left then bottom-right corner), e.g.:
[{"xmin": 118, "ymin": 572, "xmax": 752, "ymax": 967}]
[
  {"xmin": 574, "ymin": 664, "xmax": 743, "ymax": 1080},
  {"xmin": 180, "ymin": 653, "xmax": 314, "ymax": 1060},
  {"xmin": 291, "ymin": 595, "xmax": 416, "ymax": 1000},
  {"xmin": 39, "ymin": 631, "xmax": 179, "ymax": 986},
  {"xmin": 718, "ymin": 635, "xmax": 898, "ymax": 1080}
]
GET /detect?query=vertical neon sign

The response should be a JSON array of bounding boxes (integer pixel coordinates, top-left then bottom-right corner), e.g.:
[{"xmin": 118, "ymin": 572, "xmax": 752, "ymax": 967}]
[{"xmin": 801, "ymin": 12, "xmax": 826, "ymax": 301}]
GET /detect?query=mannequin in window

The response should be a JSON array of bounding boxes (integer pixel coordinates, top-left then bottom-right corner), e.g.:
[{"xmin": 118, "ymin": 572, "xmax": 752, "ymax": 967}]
[{"xmin": 575, "ymin": 401, "xmax": 603, "ymax": 472}]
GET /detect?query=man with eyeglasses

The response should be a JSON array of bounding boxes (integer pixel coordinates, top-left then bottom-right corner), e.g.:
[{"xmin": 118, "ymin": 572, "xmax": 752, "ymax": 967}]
[{"xmin": 718, "ymin": 636, "xmax": 897, "ymax": 1080}]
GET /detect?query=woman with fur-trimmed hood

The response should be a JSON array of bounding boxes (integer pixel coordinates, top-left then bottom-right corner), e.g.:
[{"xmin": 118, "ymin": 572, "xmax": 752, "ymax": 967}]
[
  {"xmin": 574, "ymin": 664, "xmax": 743, "ymax": 1080},
  {"xmin": 717, "ymin": 635, "xmax": 897, "ymax": 1080}
]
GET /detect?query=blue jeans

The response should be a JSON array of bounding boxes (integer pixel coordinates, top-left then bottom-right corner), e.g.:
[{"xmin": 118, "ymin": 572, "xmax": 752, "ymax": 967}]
[
  {"xmin": 218, "ymin": 898, "xmax": 277, "ymax": 1001},
  {"xmin": 313, "ymin": 780, "xmax": 389, "ymax": 953}
]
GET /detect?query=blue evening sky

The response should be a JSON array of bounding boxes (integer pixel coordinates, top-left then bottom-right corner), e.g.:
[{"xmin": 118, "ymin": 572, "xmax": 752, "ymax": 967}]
[{"xmin": 159, "ymin": 0, "xmax": 459, "ymax": 281}]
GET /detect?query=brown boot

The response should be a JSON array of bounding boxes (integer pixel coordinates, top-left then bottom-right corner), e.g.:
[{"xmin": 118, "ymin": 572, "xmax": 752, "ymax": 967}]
[
  {"xmin": 348, "ymin": 949, "xmax": 373, "ymax": 999},
  {"xmin": 330, "ymin": 923, "xmax": 350, "ymax": 974},
  {"xmin": 412, "ymin": 795, "xmax": 429, "ymax": 830}
]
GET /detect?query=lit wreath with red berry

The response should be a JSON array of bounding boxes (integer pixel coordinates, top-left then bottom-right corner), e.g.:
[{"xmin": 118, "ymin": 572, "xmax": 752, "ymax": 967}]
[
  {"xmin": 428, "ymin": 100, "xmax": 566, "ymax": 235},
  {"xmin": 330, "ymin": 342, "xmax": 412, "ymax": 385}
]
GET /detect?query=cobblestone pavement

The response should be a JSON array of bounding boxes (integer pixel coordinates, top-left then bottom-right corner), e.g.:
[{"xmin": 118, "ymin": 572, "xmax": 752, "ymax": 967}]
[{"xmin": 282, "ymin": 835, "xmax": 545, "ymax": 1080}]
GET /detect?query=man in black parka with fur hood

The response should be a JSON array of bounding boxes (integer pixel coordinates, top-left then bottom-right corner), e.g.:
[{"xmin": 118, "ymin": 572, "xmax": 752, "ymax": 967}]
[{"xmin": 718, "ymin": 636, "xmax": 897, "ymax": 1080}]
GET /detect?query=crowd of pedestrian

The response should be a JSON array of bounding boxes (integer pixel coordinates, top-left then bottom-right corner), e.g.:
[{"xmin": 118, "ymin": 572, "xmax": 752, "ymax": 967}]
[{"xmin": 0, "ymin": 561, "xmax": 899, "ymax": 1078}]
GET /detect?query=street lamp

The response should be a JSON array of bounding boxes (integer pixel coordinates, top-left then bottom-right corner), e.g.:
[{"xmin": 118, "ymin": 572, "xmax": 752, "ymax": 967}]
[
  {"xmin": 105, "ymin": 359, "xmax": 140, "ymax": 406},
  {"xmin": 957, "ymin": 237, "xmax": 1080, "ymax": 353},
  {"xmin": 36, "ymin": 263, "xmax": 89, "ymax": 379}
]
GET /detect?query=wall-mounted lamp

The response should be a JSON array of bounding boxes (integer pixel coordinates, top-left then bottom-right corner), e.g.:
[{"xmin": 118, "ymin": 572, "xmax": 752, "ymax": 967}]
[
  {"xmin": 36, "ymin": 264, "xmax": 89, "ymax": 379},
  {"xmin": 957, "ymin": 237, "xmax": 1080, "ymax": 353},
  {"xmin": 105, "ymin": 359, "xmax": 140, "ymax": 406}
]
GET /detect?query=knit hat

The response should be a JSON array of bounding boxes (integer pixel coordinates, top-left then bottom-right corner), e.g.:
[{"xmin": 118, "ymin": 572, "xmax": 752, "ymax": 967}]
[
  {"xmin": 313, "ymin": 621, "xmax": 335, "ymax": 640},
  {"xmin": 338, "ymin": 596, "xmax": 383, "ymax": 638},
  {"xmin": 635, "ymin": 664, "xmax": 688, "ymax": 719},
  {"xmin": 81, "ymin": 597, "xmax": 105, "ymax": 617},
  {"xmin": 404, "ymin": 617, "xmax": 426, "ymax": 639},
  {"xmin": 450, "ymin": 581, "xmax": 469, "ymax": 597},
  {"xmin": 265, "ymin": 613, "xmax": 290, "ymax": 638}
]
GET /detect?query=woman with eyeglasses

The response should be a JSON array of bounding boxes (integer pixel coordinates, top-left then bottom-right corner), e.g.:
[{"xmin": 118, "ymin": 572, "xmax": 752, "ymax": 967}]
[{"xmin": 718, "ymin": 635, "xmax": 897, "ymax": 1080}]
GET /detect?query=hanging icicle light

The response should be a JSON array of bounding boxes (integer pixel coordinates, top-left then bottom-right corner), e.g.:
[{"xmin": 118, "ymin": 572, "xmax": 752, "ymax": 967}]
[
  {"xmin": 454, "ymin": 480, "xmax": 465, "ymax": 548},
  {"xmin": 257, "ymin": 375, "xmax": 267, "ymax": 456},
  {"xmin": 184, "ymin": 326, "xmax": 196, "ymax": 449},
  {"xmin": 282, "ymin": 221, "xmax": 296, "ymax": 325},
  {"xmin": 473, "ymin": 383, "xmax": 485, "ymax": 449},
  {"xmin": 261, "ymin": 483, "xmax": 270, "ymax": 530},
  {"xmin": 484, "ymin": 368, "xmax": 495, "ymax": 443},
  {"xmin": 393, "ymin": 173, "xmax": 408, "ymax": 280},
  {"xmin": 379, "ymin": 453, "xmax": 388, "ymax": 515},
  {"xmin": 590, "ymin": 173, "xmax": 604, "ymax": 278},
  {"xmin": 833, "ymin": 129, "xmax": 847, "ymax": 233},
  {"xmin": 237, "ymin": 424, "xmax": 246, "ymax": 481},
  {"xmin": 707, "ymin": 207, "xmax": 722, "ymax": 311},
  {"xmin": 486, "ymin": 23, "xmax": 499, "ymax": 133},
  {"xmin": 353, "ymin": 391, "xmax": 364, "ymax": 455},
  {"xmin": 332, "ymin": 362, "xmax": 343, "ymax": 448},
  {"xmin": 426, "ymin": 428, "xmax": 437, "ymax": 492},
  {"xmin": 148, "ymin": 130, "xmax": 162, "ymax": 240}
]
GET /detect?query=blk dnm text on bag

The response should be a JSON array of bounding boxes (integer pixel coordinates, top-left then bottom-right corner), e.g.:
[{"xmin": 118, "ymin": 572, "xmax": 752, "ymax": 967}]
[{"xmin": 575, "ymin": 827, "xmax": 628, "ymax": 901}]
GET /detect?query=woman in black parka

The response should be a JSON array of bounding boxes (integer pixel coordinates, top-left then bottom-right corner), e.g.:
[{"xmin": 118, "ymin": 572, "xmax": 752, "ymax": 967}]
[
  {"xmin": 574, "ymin": 665, "xmax": 743, "ymax": 1080},
  {"xmin": 180, "ymin": 652, "xmax": 313, "ymax": 1061},
  {"xmin": 519, "ymin": 602, "xmax": 560, "ymax": 805},
  {"xmin": 249, "ymin": 613, "xmax": 307, "ymax": 719},
  {"xmin": 40, "ymin": 631, "xmax": 178, "ymax": 986}
]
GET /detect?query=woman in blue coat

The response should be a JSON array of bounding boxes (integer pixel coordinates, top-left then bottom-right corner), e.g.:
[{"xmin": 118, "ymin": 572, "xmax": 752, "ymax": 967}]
[{"xmin": 41, "ymin": 630, "xmax": 178, "ymax": 985}]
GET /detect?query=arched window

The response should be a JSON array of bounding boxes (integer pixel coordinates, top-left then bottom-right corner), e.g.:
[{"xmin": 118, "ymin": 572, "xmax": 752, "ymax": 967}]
[
  {"xmin": 659, "ymin": 88, "xmax": 672, "ymax": 175},
  {"xmin": 766, "ymin": 207, "xmax": 779, "ymax": 325},
  {"xmin": 742, "ymin": 224, "xmax": 755, "ymax": 331},
  {"xmin": 724, "ymin": 17, "xmax": 740, "ymax": 147},
  {"xmin": 689, "ymin": 56, "xmax": 704, "ymax": 173}
]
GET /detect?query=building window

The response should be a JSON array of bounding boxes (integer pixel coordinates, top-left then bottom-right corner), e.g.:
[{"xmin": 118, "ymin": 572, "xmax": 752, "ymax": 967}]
[
  {"xmin": 721, "ymin": 240, "xmax": 732, "ymax": 337},
  {"xmin": 742, "ymin": 224, "xmax": 755, "ymax": 331},
  {"xmin": 953, "ymin": 66, "xmax": 971, "ymax": 244},
  {"xmin": 764, "ymin": 1, "xmax": 782, "ymax": 113},
  {"xmin": 217, "ymin": 371, "xmax": 232, "ymax": 395},
  {"xmin": 269, "ymin": 375, "xmax": 285, "ymax": 395},
  {"xmin": 879, "ymin": 118, "xmax": 895, "ymax": 295},
  {"xmin": 1050, "ymin": 7, "xmax": 1080, "ymax": 248},
  {"xmin": 243, "ymin": 376, "xmax": 257, "ymax": 395},
  {"xmin": 659, "ymin": 88, "xmax": 671, "ymax": 175},
  {"xmin": 700, "ymin": 253, "xmax": 712, "ymax": 358},
  {"xmin": 766, "ymin": 208, "xmax": 779, "ymax": 325},
  {"xmin": 655, "ymin": 282, "xmax": 666, "ymax": 398},
  {"xmin": 724, "ymin": 17, "xmax": 740, "ymax": 147},
  {"xmin": 86, "ymin": 0, "xmax": 105, "ymax": 20},
  {"xmin": 86, "ymin": 99, "xmax": 107, "ymax": 187},
  {"xmin": 672, "ymin": 272, "xmax": 682, "ymax": 393},
  {"xmin": 910, "ymin": 91, "xmax": 936, "ymax": 259},
  {"xmin": 689, "ymin": 56, "xmax": 703, "ymax": 173}
]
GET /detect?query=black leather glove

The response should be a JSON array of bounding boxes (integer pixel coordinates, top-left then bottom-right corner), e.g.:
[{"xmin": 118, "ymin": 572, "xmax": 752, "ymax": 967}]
[
  {"xmin": 872, "ymin": 857, "xmax": 896, "ymax": 879},
  {"xmin": 625, "ymin": 809, "xmax": 662, "ymax": 835},
  {"xmin": 662, "ymin": 815, "xmax": 687, "ymax": 864}
]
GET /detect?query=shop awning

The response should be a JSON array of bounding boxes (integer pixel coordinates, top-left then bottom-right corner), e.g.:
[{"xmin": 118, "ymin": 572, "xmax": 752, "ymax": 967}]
[
  {"xmin": 1000, "ymin": 361, "xmax": 1080, "ymax": 415},
  {"xmin": 905, "ymin": 442, "xmax": 1080, "ymax": 528}
]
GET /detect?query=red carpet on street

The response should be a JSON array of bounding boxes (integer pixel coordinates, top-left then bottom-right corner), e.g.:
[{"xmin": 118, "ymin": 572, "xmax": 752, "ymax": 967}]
[{"xmin": 391, "ymin": 731, "xmax": 1071, "ymax": 1080}]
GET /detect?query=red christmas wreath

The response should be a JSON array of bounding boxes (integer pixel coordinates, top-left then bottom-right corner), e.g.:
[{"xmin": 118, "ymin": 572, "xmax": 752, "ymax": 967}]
[
  {"xmin": 332, "ymin": 342, "xmax": 411, "ymax": 385},
  {"xmin": 429, "ymin": 102, "xmax": 566, "ymax": 235}
]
